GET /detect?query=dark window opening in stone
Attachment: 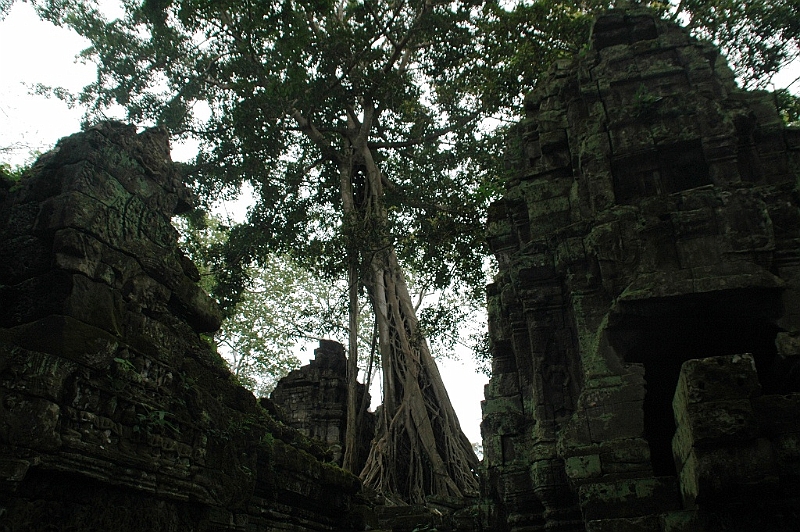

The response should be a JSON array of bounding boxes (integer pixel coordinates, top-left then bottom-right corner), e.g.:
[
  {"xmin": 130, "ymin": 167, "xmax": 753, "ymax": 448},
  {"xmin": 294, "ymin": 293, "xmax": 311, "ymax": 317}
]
[
  {"xmin": 595, "ymin": 15, "xmax": 659, "ymax": 50},
  {"xmin": 734, "ymin": 115, "xmax": 763, "ymax": 183},
  {"xmin": 612, "ymin": 151, "xmax": 662, "ymax": 204},
  {"xmin": 658, "ymin": 139, "xmax": 711, "ymax": 193},
  {"xmin": 612, "ymin": 141, "xmax": 711, "ymax": 204},
  {"xmin": 607, "ymin": 288, "xmax": 782, "ymax": 476},
  {"xmin": 502, "ymin": 434, "xmax": 517, "ymax": 464},
  {"xmin": 736, "ymin": 143, "xmax": 762, "ymax": 183}
]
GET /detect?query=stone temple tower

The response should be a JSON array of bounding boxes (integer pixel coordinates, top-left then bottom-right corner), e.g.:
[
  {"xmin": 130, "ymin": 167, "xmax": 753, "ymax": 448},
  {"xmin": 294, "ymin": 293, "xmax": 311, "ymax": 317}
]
[{"xmin": 483, "ymin": 8, "xmax": 800, "ymax": 531}]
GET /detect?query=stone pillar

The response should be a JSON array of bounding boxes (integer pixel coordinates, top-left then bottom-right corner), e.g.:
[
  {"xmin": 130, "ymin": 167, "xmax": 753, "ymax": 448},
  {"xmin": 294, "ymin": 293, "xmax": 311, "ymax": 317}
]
[{"xmin": 672, "ymin": 354, "xmax": 778, "ymax": 508}]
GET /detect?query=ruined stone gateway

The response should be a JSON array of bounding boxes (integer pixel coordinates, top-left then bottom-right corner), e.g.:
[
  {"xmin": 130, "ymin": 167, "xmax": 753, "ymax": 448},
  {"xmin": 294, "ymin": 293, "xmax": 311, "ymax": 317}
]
[
  {"xmin": 483, "ymin": 8, "xmax": 800, "ymax": 532},
  {"xmin": 1, "ymin": 7, "xmax": 799, "ymax": 532}
]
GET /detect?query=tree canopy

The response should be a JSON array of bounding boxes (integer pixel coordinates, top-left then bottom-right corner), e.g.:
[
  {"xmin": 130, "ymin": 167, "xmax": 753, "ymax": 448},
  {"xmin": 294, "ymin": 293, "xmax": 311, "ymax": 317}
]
[
  {"xmin": 24, "ymin": 0, "xmax": 800, "ymax": 302},
  {"xmin": 25, "ymin": 0, "xmax": 800, "ymax": 502},
  {"xmin": 36, "ymin": 0, "xmax": 499, "ymax": 293},
  {"xmin": 671, "ymin": 0, "xmax": 800, "ymax": 90}
]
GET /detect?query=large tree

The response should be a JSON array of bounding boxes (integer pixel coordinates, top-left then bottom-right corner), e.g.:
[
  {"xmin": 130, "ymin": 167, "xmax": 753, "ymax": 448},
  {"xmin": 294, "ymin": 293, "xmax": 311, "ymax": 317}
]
[
  {"xmin": 36, "ymin": 0, "xmax": 508, "ymax": 502},
  {"xmin": 29, "ymin": 0, "xmax": 800, "ymax": 502}
]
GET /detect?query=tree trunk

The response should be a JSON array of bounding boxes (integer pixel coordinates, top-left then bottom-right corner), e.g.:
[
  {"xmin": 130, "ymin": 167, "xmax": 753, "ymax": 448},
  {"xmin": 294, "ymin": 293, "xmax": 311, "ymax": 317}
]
[
  {"xmin": 342, "ymin": 260, "xmax": 361, "ymax": 472},
  {"xmin": 360, "ymin": 247, "xmax": 480, "ymax": 503},
  {"xmin": 340, "ymin": 145, "xmax": 361, "ymax": 474},
  {"xmin": 301, "ymin": 106, "xmax": 478, "ymax": 501},
  {"xmin": 355, "ymin": 138, "xmax": 479, "ymax": 503}
]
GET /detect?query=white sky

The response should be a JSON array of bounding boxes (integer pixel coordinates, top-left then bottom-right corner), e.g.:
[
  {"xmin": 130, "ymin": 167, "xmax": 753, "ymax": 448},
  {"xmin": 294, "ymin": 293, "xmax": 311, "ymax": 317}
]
[
  {"xmin": 1, "ymin": 2, "xmax": 798, "ymax": 446},
  {"xmin": 1, "ymin": 4, "xmax": 95, "ymax": 165}
]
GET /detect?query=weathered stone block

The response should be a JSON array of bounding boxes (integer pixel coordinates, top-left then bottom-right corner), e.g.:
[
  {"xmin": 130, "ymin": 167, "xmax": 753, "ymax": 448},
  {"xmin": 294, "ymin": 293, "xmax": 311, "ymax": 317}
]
[
  {"xmin": 529, "ymin": 152, "xmax": 572, "ymax": 176},
  {"xmin": 677, "ymin": 437, "xmax": 778, "ymax": 507},
  {"xmin": 513, "ymin": 254, "xmax": 557, "ymax": 287},
  {"xmin": 586, "ymin": 400, "xmax": 645, "ymax": 442},
  {"xmin": 609, "ymin": 123, "xmax": 656, "ymax": 154},
  {"xmin": 482, "ymin": 395, "xmax": 524, "ymax": 417},
  {"xmin": 539, "ymin": 129, "xmax": 569, "ymax": 154},
  {"xmin": 578, "ymin": 476, "xmax": 680, "ymax": 521},
  {"xmin": 0, "ymin": 231, "xmax": 51, "ymax": 286},
  {"xmin": 527, "ymin": 196, "xmax": 572, "ymax": 229},
  {"xmin": 599, "ymin": 438, "xmax": 652, "ymax": 477},
  {"xmin": 485, "ymin": 371, "xmax": 522, "ymax": 399},
  {"xmin": 770, "ymin": 432, "xmax": 800, "ymax": 477},
  {"xmin": 496, "ymin": 464, "xmax": 537, "ymax": 503},
  {"xmin": 673, "ymin": 354, "xmax": 761, "ymax": 407},
  {"xmin": 671, "ymin": 418, "xmax": 693, "ymax": 468},
  {"xmin": 585, "ymin": 172, "xmax": 616, "ymax": 212},
  {"xmin": 660, "ymin": 510, "xmax": 706, "ymax": 532},
  {"xmin": 675, "ymin": 235, "xmax": 723, "ymax": 268},
  {"xmin": 0, "ymin": 457, "xmax": 30, "ymax": 488},
  {"xmin": 586, "ymin": 515, "xmax": 661, "ymax": 532},
  {"xmin": 0, "ymin": 396, "xmax": 61, "ymax": 451},
  {"xmin": 554, "ymin": 237, "xmax": 588, "ymax": 270},
  {"xmin": 671, "ymin": 208, "xmax": 717, "ymax": 238},
  {"xmin": 0, "ymin": 343, "xmax": 77, "ymax": 401},
  {"xmin": 719, "ymin": 195, "xmax": 774, "ymax": 252},
  {"xmin": 565, "ymin": 453, "xmax": 602, "ymax": 481},
  {"xmin": 674, "ymin": 399, "xmax": 759, "ymax": 447}
]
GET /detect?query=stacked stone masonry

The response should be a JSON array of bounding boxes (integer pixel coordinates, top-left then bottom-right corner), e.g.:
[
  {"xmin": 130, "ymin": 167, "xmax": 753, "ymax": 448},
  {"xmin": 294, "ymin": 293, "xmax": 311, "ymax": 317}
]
[
  {"xmin": 270, "ymin": 339, "xmax": 375, "ymax": 472},
  {"xmin": 0, "ymin": 123, "xmax": 364, "ymax": 531},
  {"xmin": 483, "ymin": 8, "xmax": 800, "ymax": 532}
]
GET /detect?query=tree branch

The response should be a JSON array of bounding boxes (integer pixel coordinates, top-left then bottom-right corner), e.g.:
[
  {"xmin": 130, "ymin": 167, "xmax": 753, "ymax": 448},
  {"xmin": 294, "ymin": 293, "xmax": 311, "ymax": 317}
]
[
  {"xmin": 380, "ymin": 0, "xmax": 431, "ymax": 76},
  {"xmin": 367, "ymin": 110, "xmax": 480, "ymax": 149},
  {"xmin": 291, "ymin": 109, "xmax": 343, "ymax": 165}
]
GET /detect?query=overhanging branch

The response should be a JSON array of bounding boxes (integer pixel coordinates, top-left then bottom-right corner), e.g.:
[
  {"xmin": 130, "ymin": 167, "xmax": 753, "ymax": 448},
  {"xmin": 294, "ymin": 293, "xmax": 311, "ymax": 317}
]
[{"xmin": 367, "ymin": 110, "xmax": 480, "ymax": 150}]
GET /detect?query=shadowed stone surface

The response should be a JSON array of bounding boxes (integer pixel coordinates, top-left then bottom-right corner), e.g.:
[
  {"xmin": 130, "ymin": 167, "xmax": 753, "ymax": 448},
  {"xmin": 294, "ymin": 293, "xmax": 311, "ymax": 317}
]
[
  {"xmin": 483, "ymin": 8, "xmax": 800, "ymax": 532},
  {"xmin": 270, "ymin": 339, "xmax": 376, "ymax": 471},
  {"xmin": 0, "ymin": 122, "xmax": 364, "ymax": 531}
]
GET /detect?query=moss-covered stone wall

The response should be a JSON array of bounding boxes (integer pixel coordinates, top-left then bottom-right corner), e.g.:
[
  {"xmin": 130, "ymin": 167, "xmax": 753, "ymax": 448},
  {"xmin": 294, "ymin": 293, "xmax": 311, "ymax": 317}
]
[
  {"xmin": 483, "ymin": 8, "xmax": 800, "ymax": 531},
  {"xmin": 0, "ymin": 122, "xmax": 363, "ymax": 531}
]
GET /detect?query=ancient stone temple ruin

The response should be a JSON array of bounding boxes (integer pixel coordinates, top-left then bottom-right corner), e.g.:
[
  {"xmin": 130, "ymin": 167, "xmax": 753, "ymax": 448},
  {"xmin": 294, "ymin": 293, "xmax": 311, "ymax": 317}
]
[
  {"xmin": 0, "ymin": 123, "xmax": 363, "ymax": 531},
  {"xmin": 483, "ymin": 7, "xmax": 800, "ymax": 532},
  {"xmin": 270, "ymin": 339, "xmax": 375, "ymax": 471},
  {"xmin": 1, "ymin": 6, "xmax": 799, "ymax": 532}
]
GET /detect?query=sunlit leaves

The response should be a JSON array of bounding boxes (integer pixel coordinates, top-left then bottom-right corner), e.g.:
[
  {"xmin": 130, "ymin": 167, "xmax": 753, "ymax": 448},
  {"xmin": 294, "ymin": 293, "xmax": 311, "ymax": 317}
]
[{"xmin": 776, "ymin": 89, "xmax": 800, "ymax": 125}]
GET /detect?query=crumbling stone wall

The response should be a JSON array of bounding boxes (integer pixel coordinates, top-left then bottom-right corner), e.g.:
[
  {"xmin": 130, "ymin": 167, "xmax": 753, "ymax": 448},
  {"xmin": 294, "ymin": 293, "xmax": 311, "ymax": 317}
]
[
  {"xmin": 0, "ymin": 122, "xmax": 363, "ymax": 531},
  {"xmin": 271, "ymin": 339, "xmax": 376, "ymax": 471},
  {"xmin": 483, "ymin": 8, "xmax": 800, "ymax": 531}
]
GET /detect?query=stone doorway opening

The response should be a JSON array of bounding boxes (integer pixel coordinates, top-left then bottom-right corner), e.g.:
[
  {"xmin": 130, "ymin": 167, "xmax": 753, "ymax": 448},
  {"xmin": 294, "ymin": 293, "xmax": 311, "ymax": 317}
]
[{"xmin": 606, "ymin": 288, "xmax": 783, "ymax": 476}]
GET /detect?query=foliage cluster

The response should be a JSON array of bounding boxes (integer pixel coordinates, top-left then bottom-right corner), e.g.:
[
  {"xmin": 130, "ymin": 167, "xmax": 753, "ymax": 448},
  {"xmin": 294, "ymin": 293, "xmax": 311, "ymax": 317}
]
[
  {"xmin": 176, "ymin": 212, "xmax": 314, "ymax": 395},
  {"xmin": 178, "ymin": 208, "xmax": 488, "ymax": 394}
]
